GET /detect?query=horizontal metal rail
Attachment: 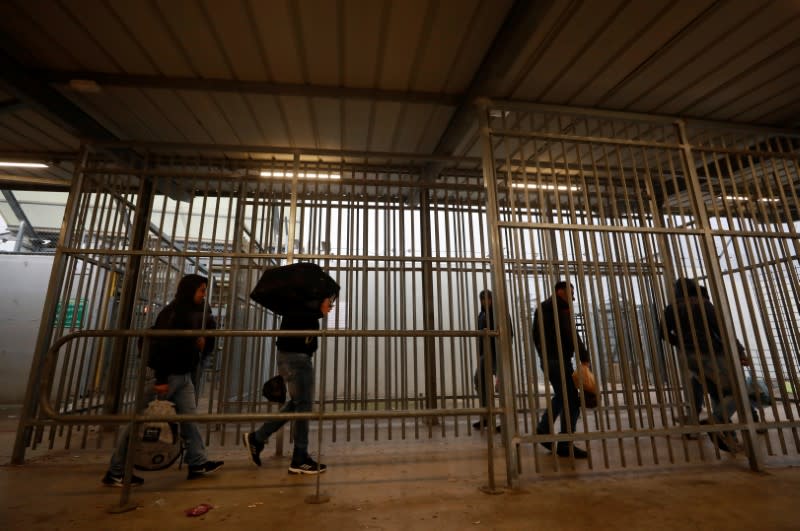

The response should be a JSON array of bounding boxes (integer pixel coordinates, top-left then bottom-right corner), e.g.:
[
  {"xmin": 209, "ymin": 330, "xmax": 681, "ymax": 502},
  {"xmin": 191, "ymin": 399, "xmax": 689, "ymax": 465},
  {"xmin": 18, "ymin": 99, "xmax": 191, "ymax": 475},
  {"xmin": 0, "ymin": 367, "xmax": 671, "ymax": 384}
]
[{"xmin": 37, "ymin": 328, "xmax": 502, "ymax": 425}]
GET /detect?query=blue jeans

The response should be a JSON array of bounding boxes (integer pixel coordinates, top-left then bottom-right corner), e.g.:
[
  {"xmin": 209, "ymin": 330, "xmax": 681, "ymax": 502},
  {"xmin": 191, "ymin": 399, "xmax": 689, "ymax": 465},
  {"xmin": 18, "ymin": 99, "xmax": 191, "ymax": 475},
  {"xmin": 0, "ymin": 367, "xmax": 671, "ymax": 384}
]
[
  {"xmin": 254, "ymin": 351, "xmax": 314, "ymax": 459},
  {"xmin": 691, "ymin": 372, "xmax": 758, "ymax": 425},
  {"xmin": 109, "ymin": 373, "xmax": 208, "ymax": 475},
  {"xmin": 537, "ymin": 361, "xmax": 580, "ymax": 435}
]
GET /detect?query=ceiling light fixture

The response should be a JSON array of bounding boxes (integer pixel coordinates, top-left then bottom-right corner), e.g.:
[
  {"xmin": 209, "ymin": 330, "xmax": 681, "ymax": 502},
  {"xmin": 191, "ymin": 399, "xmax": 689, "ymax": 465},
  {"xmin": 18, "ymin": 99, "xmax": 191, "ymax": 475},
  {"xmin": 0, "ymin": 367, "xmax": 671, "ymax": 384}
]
[
  {"xmin": 722, "ymin": 195, "xmax": 749, "ymax": 201},
  {"xmin": 758, "ymin": 197, "xmax": 781, "ymax": 203},
  {"xmin": 0, "ymin": 161, "xmax": 49, "ymax": 168},
  {"xmin": 260, "ymin": 171, "xmax": 341, "ymax": 179},
  {"xmin": 511, "ymin": 182, "xmax": 581, "ymax": 192}
]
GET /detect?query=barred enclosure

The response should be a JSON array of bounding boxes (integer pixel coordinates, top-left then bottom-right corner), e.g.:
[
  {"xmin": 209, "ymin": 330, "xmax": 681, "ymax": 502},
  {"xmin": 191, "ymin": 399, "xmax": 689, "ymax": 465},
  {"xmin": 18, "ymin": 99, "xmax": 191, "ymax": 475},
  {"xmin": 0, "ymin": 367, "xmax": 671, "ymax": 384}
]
[
  {"xmin": 479, "ymin": 102, "xmax": 800, "ymax": 474},
  {"xmin": 13, "ymin": 103, "xmax": 800, "ymax": 489}
]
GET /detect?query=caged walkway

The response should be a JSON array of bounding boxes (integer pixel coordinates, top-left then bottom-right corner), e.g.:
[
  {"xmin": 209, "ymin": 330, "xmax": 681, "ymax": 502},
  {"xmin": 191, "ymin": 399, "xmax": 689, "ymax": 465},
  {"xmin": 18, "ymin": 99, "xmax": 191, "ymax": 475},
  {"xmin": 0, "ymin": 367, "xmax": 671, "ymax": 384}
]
[{"xmin": 2, "ymin": 402, "xmax": 800, "ymax": 531}]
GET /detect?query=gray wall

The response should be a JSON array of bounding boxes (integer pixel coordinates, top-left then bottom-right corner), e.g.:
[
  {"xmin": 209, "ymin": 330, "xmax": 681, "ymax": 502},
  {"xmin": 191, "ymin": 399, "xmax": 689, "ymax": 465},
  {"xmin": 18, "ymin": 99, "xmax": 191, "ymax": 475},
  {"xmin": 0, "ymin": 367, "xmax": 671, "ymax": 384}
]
[{"xmin": 0, "ymin": 254, "xmax": 53, "ymax": 403}]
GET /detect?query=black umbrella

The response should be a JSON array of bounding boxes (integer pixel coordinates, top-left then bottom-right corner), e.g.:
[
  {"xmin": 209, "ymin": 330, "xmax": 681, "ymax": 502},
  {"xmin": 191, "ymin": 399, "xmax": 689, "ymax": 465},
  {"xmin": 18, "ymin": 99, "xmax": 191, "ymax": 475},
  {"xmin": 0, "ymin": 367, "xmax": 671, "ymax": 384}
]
[{"xmin": 250, "ymin": 262, "xmax": 339, "ymax": 316}]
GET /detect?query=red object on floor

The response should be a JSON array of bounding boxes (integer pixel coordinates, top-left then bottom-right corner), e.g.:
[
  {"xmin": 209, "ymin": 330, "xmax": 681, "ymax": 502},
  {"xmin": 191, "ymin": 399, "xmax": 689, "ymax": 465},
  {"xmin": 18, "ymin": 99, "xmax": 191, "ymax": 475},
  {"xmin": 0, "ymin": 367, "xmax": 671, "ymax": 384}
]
[{"xmin": 185, "ymin": 503, "xmax": 213, "ymax": 517}]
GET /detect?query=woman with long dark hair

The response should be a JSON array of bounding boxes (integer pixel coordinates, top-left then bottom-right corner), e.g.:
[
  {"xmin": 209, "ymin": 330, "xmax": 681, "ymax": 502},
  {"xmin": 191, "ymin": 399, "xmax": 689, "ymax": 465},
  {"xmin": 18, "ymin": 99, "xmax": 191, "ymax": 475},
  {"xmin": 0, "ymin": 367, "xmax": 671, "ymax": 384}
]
[{"xmin": 102, "ymin": 274, "xmax": 223, "ymax": 487}]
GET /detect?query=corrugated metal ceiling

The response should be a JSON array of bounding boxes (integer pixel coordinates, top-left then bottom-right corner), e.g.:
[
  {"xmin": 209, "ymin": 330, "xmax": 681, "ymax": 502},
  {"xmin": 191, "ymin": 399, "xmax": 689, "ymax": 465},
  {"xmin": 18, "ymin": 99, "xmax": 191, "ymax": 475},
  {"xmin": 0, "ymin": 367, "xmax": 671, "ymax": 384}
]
[{"xmin": 0, "ymin": 0, "xmax": 797, "ymax": 183}]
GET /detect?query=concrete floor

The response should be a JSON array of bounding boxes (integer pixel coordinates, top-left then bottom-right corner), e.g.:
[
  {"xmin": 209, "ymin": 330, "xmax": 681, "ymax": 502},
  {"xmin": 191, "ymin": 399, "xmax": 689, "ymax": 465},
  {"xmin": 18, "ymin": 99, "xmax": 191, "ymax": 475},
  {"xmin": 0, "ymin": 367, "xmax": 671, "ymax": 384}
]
[{"xmin": 2, "ymin": 404, "xmax": 800, "ymax": 530}]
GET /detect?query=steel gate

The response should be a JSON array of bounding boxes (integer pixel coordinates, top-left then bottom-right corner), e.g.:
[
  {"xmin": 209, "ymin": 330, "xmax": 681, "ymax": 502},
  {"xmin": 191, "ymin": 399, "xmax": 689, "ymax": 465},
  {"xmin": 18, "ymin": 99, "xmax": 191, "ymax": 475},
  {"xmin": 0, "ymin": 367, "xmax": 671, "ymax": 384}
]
[
  {"xmin": 477, "ymin": 100, "xmax": 800, "ymax": 477},
  {"xmin": 12, "ymin": 104, "xmax": 800, "ymax": 492}
]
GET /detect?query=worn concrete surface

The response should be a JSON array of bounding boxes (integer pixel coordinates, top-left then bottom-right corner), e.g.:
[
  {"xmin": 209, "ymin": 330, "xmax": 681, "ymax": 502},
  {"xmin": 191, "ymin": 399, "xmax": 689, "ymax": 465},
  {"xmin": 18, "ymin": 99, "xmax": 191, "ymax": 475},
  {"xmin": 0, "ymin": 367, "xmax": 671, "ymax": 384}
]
[{"xmin": 2, "ymin": 404, "xmax": 799, "ymax": 530}]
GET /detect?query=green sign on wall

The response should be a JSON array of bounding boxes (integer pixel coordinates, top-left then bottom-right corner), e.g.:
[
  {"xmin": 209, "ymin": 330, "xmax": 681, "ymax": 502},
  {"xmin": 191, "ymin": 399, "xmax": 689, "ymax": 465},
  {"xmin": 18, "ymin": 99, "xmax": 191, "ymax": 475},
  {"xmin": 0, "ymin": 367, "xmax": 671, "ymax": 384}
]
[{"xmin": 54, "ymin": 299, "xmax": 86, "ymax": 328}]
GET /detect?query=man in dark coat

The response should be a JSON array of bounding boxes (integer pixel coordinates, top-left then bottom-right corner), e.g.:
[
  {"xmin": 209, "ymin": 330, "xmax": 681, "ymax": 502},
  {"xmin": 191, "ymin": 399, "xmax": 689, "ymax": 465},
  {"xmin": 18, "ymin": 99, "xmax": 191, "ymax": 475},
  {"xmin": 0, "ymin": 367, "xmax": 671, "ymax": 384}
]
[
  {"xmin": 472, "ymin": 290, "xmax": 512, "ymax": 433},
  {"xmin": 660, "ymin": 278, "xmax": 746, "ymax": 452},
  {"xmin": 532, "ymin": 281, "xmax": 590, "ymax": 458}
]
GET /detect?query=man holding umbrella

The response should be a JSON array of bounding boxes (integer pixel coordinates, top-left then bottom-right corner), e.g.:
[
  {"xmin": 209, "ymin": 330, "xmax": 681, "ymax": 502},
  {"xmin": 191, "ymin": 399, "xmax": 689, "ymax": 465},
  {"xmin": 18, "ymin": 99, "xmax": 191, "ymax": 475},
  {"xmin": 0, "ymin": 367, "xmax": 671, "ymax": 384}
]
[{"xmin": 244, "ymin": 263, "xmax": 339, "ymax": 474}]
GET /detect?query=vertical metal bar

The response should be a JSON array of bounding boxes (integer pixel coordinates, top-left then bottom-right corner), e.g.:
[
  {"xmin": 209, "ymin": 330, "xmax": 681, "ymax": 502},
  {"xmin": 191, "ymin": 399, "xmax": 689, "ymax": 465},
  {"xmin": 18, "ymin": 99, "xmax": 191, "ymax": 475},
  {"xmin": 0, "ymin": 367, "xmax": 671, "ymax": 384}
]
[
  {"xmin": 676, "ymin": 120, "xmax": 762, "ymax": 470},
  {"xmin": 105, "ymin": 157, "xmax": 154, "ymax": 417},
  {"xmin": 12, "ymin": 145, "xmax": 89, "ymax": 464},
  {"xmin": 477, "ymin": 99, "xmax": 518, "ymax": 487},
  {"xmin": 419, "ymin": 184, "xmax": 438, "ymax": 417}
]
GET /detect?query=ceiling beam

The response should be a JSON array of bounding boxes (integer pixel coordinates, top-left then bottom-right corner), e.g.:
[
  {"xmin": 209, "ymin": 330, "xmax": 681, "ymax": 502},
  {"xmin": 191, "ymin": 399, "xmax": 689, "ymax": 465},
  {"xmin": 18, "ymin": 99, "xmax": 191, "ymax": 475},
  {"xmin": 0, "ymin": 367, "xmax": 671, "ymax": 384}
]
[
  {"xmin": 432, "ymin": 0, "xmax": 556, "ymax": 156},
  {"xmin": 0, "ymin": 44, "xmax": 118, "ymax": 141},
  {"xmin": 0, "ymin": 150, "xmax": 75, "ymax": 164},
  {"xmin": 0, "ymin": 174, "xmax": 70, "ymax": 191},
  {"xmin": 1, "ymin": 190, "xmax": 41, "ymax": 241},
  {"xmin": 41, "ymin": 70, "xmax": 460, "ymax": 107},
  {"xmin": 0, "ymin": 98, "xmax": 25, "ymax": 115}
]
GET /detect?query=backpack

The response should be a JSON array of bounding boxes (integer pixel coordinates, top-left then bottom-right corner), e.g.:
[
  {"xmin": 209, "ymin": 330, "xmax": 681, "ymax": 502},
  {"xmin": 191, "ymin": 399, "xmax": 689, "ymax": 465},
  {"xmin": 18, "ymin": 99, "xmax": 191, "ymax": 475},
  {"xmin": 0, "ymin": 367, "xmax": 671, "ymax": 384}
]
[
  {"xmin": 133, "ymin": 399, "xmax": 183, "ymax": 471},
  {"xmin": 250, "ymin": 262, "xmax": 339, "ymax": 315}
]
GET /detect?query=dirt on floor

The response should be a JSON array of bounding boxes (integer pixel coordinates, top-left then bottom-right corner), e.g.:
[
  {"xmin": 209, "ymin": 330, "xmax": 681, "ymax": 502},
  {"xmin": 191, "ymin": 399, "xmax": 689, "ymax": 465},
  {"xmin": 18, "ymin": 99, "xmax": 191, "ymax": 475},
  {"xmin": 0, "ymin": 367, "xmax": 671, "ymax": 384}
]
[{"xmin": 2, "ymin": 433, "xmax": 800, "ymax": 531}]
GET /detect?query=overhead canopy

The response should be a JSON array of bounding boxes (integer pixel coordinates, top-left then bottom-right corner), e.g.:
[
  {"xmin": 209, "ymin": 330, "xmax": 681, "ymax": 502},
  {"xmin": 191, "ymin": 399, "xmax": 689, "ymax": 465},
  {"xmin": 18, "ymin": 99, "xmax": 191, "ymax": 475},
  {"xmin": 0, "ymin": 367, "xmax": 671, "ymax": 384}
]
[{"xmin": 0, "ymin": 0, "xmax": 796, "ymax": 177}]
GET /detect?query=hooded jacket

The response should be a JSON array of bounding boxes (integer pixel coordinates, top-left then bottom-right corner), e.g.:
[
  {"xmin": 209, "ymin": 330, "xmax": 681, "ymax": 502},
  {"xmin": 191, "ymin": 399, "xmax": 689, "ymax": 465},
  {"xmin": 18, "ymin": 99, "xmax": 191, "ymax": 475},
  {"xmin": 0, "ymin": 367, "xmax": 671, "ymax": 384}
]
[{"xmin": 147, "ymin": 274, "xmax": 217, "ymax": 384}]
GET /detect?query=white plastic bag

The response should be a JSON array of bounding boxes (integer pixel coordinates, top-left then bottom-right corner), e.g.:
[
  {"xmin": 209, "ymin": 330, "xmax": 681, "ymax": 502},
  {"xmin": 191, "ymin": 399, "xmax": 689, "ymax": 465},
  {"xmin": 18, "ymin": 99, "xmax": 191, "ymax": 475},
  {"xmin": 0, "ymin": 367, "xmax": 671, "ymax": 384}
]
[
  {"xmin": 140, "ymin": 399, "xmax": 176, "ymax": 445},
  {"xmin": 134, "ymin": 399, "xmax": 182, "ymax": 471}
]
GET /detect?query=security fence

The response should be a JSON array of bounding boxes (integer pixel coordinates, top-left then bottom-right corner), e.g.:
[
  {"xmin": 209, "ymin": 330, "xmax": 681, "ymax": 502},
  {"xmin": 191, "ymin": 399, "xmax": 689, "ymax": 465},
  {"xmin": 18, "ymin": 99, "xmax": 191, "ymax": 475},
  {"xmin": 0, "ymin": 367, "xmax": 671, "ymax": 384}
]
[
  {"xmin": 11, "ymin": 103, "xmax": 800, "ymax": 492},
  {"xmin": 478, "ymin": 101, "xmax": 800, "ymax": 474}
]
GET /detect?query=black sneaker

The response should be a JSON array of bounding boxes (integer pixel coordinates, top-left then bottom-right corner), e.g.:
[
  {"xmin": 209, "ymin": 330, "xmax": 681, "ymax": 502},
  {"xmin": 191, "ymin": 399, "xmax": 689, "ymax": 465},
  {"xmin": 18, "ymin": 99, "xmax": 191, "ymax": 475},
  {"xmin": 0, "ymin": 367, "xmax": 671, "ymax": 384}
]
[
  {"xmin": 187, "ymin": 460, "xmax": 224, "ymax": 480},
  {"xmin": 102, "ymin": 471, "xmax": 144, "ymax": 487},
  {"xmin": 288, "ymin": 455, "xmax": 327, "ymax": 475},
  {"xmin": 709, "ymin": 431, "xmax": 742, "ymax": 453},
  {"xmin": 243, "ymin": 432, "xmax": 263, "ymax": 467},
  {"xmin": 556, "ymin": 443, "xmax": 588, "ymax": 459}
]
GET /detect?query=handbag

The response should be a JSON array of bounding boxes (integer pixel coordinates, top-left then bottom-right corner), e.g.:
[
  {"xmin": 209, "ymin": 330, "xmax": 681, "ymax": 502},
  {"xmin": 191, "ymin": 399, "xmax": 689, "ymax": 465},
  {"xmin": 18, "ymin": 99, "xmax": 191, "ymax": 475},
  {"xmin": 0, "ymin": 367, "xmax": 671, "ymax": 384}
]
[{"xmin": 262, "ymin": 374, "xmax": 287, "ymax": 403}]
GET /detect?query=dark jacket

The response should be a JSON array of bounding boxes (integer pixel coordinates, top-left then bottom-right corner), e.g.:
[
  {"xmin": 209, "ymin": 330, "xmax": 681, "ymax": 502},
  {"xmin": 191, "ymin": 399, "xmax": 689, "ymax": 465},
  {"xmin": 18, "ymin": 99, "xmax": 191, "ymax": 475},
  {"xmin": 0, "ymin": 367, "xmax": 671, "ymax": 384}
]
[
  {"xmin": 532, "ymin": 296, "xmax": 589, "ymax": 366},
  {"xmin": 145, "ymin": 273, "xmax": 216, "ymax": 385},
  {"xmin": 277, "ymin": 306, "xmax": 322, "ymax": 355},
  {"xmin": 660, "ymin": 294, "xmax": 738, "ymax": 390},
  {"xmin": 477, "ymin": 308, "xmax": 514, "ymax": 373},
  {"xmin": 661, "ymin": 296, "xmax": 723, "ymax": 356},
  {"xmin": 147, "ymin": 300, "xmax": 216, "ymax": 384}
]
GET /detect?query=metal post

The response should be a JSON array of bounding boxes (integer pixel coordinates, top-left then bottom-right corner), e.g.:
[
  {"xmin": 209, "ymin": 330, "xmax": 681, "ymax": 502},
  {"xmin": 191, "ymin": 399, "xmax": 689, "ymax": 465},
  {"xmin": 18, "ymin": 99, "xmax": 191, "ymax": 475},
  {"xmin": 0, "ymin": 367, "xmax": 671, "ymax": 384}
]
[
  {"xmin": 675, "ymin": 119, "xmax": 762, "ymax": 470},
  {"xmin": 477, "ymin": 98, "xmax": 518, "ymax": 487},
  {"xmin": 11, "ymin": 145, "xmax": 89, "ymax": 464},
  {"xmin": 419, "ymin": 185, "xmax": 439, "ymax": 417},
  {"xmin": 12, "ymin": 219, "xmax": 25, "ymax": 252},
  {"xmin": 104, "ymin": 166, "xmax": 154, "ymax": 415}
]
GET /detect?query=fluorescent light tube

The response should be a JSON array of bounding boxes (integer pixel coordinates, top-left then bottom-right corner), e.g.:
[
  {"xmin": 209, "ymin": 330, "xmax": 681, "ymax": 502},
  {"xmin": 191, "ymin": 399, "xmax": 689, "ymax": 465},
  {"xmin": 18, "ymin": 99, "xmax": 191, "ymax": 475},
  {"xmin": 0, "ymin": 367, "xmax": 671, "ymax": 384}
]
[
  {"xmin": 0, "ymin": 161, "xmax": 48, "ymax": 168},
  {"xmin": 511, "ymin": 182, "xmax": 581, "ymax": 192}
]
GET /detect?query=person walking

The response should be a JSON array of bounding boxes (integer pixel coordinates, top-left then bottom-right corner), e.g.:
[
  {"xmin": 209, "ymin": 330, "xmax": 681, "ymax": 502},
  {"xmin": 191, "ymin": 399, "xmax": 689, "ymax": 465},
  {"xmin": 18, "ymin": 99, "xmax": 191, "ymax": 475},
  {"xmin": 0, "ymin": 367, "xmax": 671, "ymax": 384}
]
[
  {"xmin": 532, "ymin": 281, "xmax": 591, "ymax": 458},
  {"xmin": 244, "ymin": 292, "xmax": 338, "ymax": 474},
  {"xmin": 102, "ymin": 273, "xmax": 224, "ymax": 486},
  {"xmin": 472, "ymin": 289, "xmax": 513, "ymax": 433},
  {"xmin": 661, "ymin": 278, "xmax": 747, "ymax": 452}
]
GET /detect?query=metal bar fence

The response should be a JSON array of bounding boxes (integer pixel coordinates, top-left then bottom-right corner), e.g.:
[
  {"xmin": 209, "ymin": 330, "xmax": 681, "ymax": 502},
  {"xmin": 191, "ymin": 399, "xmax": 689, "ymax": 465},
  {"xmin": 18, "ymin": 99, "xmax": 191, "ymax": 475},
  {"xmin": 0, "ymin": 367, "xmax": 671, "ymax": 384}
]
[{"xmin": 12, "ymin": 106, "xmax": 800, "ymax": 486}]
